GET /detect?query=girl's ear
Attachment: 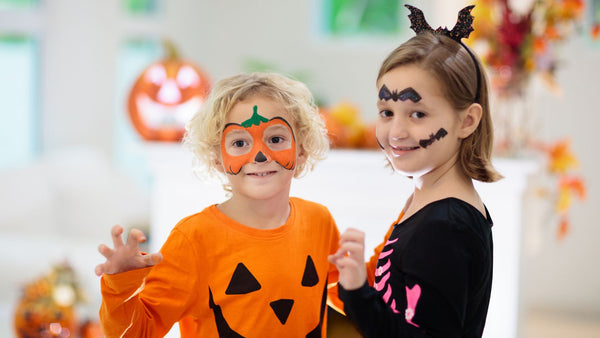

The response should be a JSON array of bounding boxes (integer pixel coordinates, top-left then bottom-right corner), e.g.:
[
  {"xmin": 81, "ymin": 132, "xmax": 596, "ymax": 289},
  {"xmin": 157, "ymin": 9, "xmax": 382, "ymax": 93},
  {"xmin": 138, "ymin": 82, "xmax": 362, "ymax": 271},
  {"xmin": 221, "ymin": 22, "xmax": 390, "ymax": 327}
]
[{"xmin": 458, "ymin": 103, "xmax": 482, "ymax": 139}]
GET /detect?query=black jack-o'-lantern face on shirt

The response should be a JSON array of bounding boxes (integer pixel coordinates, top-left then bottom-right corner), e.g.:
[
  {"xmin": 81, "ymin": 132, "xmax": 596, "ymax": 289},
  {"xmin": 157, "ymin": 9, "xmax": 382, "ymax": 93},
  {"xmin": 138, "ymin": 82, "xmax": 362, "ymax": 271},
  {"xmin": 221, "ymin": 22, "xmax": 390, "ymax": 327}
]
[{"xmin": 208, "ymin": 255, "xmax": 327, "ymax": 337}]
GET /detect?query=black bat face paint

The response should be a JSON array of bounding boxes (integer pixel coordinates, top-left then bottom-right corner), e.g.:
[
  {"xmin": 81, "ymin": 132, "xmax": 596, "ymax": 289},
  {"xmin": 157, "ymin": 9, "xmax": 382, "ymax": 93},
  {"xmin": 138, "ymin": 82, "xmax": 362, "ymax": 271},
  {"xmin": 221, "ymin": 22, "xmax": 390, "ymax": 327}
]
[
  {"xmin": 419, "ymin": 128, "xmax": 448, "ymax": 148},
  {"xmin": 379, "ymin": 85, "xmax": 422, "ymax": 102}
]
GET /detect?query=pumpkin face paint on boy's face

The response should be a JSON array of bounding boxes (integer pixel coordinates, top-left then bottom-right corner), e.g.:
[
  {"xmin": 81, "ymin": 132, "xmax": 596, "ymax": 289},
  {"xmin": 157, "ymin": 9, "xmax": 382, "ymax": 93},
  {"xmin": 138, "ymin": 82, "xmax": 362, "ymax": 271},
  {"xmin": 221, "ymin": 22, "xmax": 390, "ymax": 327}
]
[{"xmin": 221, "ymin": 105, "xmax": 296, "ymax": 175}]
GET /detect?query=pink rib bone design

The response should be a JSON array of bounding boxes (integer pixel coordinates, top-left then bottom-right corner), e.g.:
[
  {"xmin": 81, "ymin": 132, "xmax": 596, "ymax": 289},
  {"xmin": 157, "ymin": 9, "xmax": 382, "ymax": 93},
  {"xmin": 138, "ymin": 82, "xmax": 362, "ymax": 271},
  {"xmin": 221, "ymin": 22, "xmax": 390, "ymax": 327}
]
[{"xmin": 373, "ymin": 237, "xmax": 402, "ymax": 313}]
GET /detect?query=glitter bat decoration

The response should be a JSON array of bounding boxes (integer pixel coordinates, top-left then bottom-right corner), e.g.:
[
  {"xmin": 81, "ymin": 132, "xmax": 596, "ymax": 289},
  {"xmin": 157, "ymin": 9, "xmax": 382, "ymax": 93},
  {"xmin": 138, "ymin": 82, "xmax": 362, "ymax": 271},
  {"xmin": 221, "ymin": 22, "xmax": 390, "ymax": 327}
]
[{"xmin": 405, "ymin": 4, "xmax": 475, "ymax": 42}]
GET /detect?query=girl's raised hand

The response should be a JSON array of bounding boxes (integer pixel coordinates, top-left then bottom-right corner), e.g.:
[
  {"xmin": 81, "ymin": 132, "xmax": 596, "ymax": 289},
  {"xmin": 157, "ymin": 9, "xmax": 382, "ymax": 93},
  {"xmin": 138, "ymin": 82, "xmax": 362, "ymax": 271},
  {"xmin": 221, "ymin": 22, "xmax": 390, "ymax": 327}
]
[
  {"xmin": 94, "ymin": 225, "xmax": 162, "ymax": 276},
  {"xmin": 328, "ymin": 228, "xmax": 367, "ymax": 290}
]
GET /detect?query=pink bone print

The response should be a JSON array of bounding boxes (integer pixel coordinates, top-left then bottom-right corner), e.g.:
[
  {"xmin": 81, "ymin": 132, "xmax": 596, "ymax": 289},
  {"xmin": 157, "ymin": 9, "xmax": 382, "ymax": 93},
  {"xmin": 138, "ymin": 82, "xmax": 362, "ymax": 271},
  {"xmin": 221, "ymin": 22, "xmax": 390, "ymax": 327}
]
[{"xmin": 405, "ymin": 284, "xmax": 421, "ymax": 327}]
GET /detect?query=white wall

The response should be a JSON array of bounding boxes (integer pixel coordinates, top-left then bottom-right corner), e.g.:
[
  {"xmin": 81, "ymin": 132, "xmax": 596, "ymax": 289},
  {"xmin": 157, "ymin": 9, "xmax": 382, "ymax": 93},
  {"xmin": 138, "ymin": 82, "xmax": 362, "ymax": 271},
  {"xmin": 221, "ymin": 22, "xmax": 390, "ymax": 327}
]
[{"xmin": 30, "ymin": 0, "xmax": 600, "ymax": 316}]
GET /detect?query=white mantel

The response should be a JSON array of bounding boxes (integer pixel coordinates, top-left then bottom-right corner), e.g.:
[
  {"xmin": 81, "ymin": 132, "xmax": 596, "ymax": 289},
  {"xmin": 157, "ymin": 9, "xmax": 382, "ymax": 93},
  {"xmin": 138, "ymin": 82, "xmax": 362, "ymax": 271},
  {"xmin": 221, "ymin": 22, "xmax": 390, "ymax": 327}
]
[{"xmin": 145, "ymin": 144, "xmax": 538, "ymax": 338}]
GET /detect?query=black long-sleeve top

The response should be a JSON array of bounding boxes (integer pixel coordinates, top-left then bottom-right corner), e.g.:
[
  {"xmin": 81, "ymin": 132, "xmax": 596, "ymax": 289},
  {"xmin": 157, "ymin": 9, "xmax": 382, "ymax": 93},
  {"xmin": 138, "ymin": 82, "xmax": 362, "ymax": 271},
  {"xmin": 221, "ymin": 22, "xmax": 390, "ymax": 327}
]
[{"xmin": 339, "ymin": 198, "xmax": 493, "ymax": 338}]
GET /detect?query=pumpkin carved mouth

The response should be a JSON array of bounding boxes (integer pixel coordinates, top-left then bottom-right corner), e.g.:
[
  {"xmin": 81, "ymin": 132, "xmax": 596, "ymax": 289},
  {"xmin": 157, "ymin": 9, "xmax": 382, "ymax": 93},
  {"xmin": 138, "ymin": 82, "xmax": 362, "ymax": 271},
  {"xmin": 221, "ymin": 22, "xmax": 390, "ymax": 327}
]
[{"xmin": 134, "ymin": 93, "xmax": 203, "ymax": 129}]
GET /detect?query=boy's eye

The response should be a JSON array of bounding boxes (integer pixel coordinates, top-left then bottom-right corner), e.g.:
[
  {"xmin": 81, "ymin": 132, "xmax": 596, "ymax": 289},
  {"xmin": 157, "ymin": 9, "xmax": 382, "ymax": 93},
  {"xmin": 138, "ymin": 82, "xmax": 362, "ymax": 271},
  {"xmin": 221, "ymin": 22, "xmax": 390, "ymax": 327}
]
[
  {"xmin": 410, "ymin": 111, "xmax": 426, "ymax": 119},
  {"xmin": 232, "ymin": 140, "xmax": 249, "ymax": 148},
  {"xmin": 379, "ymin": 110, "xmax": 393, "ymax": 118},
  {"xmin": 269, "ymin": 136, "xmax": 284, "ymax": 144}
]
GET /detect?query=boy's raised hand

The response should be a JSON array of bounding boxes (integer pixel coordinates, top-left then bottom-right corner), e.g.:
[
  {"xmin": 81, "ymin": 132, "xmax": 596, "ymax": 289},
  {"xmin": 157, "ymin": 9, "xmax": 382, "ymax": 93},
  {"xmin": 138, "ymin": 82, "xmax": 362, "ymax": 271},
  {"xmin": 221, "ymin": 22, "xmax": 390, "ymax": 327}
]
[
  {"xmin": 95, "ymin": 225, "xmax": 163, "ymax": 276},
  {"xmin": 328, "ymin": 228, "xmax": 367, "ymax": 290}
]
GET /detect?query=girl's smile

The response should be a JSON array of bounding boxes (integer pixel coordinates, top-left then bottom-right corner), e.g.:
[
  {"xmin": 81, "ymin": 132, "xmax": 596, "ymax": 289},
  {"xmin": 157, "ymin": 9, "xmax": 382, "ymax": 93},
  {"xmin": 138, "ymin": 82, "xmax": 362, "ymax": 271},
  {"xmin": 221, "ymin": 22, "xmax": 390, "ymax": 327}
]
[{"xmin": 376, "ymin": 65, "xmax": 462, "ymax": 179}]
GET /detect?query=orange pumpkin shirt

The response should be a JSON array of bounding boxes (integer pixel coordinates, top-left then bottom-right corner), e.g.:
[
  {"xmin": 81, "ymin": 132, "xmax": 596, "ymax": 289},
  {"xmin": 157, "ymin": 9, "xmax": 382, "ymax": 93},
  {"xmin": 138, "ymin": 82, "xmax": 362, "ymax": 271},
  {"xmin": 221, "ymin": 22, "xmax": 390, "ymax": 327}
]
[{"xmin": 99, "ymin": 197, "xmax": 342, "ymax": 337}]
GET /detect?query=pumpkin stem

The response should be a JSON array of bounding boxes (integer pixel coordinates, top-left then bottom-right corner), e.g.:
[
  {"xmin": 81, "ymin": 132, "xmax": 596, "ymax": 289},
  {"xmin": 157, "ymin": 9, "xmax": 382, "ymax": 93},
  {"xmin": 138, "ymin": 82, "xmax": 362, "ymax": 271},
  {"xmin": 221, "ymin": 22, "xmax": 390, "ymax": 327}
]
[
  {"xmin": 162, "ymin": 39, "xmax": 179, "ymax": 60},
  {"xmin": 241, "ymin": 105, "xmax": 269, "ymax": 128}
]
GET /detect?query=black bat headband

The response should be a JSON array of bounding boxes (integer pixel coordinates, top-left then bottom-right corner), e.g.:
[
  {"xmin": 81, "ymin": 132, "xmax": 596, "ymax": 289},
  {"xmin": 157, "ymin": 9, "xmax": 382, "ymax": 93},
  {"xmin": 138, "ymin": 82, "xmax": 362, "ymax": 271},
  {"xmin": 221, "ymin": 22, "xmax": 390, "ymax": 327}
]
[{"xmin": 404, "ymin": 4, "xmax": 482, "ymax": 103}]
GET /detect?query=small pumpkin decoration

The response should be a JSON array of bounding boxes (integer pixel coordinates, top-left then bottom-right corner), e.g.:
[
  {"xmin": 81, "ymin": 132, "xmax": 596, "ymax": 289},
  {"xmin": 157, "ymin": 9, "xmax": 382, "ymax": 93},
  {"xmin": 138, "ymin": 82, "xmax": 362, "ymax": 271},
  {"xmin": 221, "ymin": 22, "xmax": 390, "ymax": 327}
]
[
  {"xmin": 127, "ymin": 40, "xmax": 211, "ymax": 142},
  {"xmin": 13, "ymin": 263, "xmax": 85, "ymax": 338}
]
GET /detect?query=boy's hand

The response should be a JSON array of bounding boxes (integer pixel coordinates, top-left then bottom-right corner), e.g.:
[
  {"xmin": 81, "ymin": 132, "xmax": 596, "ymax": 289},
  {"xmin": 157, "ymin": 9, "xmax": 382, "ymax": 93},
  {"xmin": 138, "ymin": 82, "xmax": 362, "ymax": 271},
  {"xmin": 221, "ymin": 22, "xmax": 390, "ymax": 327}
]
[
  {"xmin": 328, "ymin": 228, "xmax": 367, "ymax": 290},
  {"xmin": 95, "ymin": 225, "xmax": 163, "ymax": 276}
]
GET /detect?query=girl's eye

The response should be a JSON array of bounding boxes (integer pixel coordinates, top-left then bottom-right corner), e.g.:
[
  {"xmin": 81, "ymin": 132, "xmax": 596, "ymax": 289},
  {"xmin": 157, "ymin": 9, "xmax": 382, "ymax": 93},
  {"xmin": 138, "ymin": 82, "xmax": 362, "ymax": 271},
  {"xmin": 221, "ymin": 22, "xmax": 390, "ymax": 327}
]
[
  {"xmin": 410, "ymin": 111, "xmax": 426, "ymax": 119},
  {"xmin": 379, "ymin": 110, "xmax": 393, "ymax": 118}
]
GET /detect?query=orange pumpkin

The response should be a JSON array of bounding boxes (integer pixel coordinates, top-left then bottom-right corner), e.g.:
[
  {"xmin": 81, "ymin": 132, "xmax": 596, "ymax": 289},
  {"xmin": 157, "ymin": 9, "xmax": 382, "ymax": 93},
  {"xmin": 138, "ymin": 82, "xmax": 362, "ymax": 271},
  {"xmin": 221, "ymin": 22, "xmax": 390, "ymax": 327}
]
[{"xmin": 127, "ymin": 41, "xmax": 211, "ymax": 142}]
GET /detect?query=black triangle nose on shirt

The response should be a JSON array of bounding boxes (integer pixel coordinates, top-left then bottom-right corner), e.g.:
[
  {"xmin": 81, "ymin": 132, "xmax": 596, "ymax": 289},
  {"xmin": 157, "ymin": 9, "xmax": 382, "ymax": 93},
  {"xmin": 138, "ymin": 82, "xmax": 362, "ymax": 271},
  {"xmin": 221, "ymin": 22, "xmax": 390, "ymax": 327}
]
[{"xmin": 270, "ymin": 299, "xmax": 294, "ymax": 325}]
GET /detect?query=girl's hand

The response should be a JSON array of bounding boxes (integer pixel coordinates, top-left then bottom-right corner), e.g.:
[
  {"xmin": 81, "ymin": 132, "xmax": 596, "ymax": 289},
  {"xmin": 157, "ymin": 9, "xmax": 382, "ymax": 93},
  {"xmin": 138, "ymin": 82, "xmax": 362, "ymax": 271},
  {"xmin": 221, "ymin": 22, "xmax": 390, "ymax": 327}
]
[
  {"xmin": 94, "ymin": 225, "xmax": 163, "ymax": 276},
  {"xmin": 328, "ymin": 228, "xmax": 367, "ymax": 290}
]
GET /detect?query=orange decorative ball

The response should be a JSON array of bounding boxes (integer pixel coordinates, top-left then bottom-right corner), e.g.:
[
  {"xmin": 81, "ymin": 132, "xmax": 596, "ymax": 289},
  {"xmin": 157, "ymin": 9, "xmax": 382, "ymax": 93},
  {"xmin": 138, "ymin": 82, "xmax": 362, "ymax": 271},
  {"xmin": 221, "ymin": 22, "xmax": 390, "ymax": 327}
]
[{"xmin": 127, "ymin": 41, "xmax": 211, "ymax": 142}]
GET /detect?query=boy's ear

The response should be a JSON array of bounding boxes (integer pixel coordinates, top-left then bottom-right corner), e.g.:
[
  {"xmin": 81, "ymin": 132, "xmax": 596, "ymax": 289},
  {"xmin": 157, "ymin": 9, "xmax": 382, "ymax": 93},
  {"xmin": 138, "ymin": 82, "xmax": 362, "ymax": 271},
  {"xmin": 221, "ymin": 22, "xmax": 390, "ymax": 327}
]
[
  {"xmin": 458, "ymin": 103, "xmax": 482, "ymax": 139},
  {"xmin": 296, "ymin": 144, "xmax": 308, "ymax": 167},
  {"xmin": 213, "ymin": 155, "xmax": 225, "ymax": 173}
]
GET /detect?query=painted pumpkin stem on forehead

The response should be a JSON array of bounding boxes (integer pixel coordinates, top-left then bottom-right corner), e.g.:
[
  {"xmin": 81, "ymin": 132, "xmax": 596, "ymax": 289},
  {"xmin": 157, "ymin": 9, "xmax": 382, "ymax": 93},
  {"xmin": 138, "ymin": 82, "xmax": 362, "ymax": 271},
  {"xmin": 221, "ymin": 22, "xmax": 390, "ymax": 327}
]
[
  {"xmin": 419, "ymin": 128, "xmax": 448, "ymax": 148},
  {"xmin": 379, "ymin": 85, "xmax": 422, "ymax": 102},
  {"xmin": 241, "ymin": 105, "xmax": 269, "ymax": 128}
]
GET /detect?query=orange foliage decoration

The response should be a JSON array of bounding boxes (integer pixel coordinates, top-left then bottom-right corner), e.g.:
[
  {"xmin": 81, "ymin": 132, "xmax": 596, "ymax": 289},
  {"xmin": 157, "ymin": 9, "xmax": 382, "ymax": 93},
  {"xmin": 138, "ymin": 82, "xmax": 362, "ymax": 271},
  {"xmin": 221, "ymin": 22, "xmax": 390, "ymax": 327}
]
[
  {"xmin": 535, "ymin": 139, "xmax": 586, "ymax": 240},
  {"xmin": 320, "ymin": 102, "xmax": 379, "ymax": 150},
  {"xmin": 469, "ymin": 0, "xmax": 585, "ymax": 96}
]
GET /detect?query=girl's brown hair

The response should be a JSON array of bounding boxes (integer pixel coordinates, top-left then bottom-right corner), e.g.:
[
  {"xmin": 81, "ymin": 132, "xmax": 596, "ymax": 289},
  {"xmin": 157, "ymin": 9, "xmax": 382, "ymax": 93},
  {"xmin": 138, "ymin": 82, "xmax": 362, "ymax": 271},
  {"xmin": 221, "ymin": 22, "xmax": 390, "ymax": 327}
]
[{"xmin": 377, "ymin": 32, "xmax": 502, "ymax": 182}]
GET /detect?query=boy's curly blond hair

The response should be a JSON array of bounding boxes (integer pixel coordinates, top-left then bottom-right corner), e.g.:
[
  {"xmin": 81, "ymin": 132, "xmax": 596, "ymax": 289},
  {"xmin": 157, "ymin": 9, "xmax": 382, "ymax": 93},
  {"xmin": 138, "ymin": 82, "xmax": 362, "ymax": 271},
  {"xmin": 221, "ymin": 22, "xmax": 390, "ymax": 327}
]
[{"xmin": 183, "ymin": 72, "xmax": 329, "ymax": 182}]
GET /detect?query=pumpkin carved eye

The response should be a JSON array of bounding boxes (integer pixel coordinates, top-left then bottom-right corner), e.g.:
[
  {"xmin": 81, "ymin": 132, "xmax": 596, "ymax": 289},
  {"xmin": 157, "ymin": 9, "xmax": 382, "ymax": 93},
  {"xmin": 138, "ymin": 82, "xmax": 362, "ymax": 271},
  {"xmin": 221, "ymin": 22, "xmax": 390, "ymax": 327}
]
[
  {"xmin": 146, "ymin": 64, "xmax": 166, "ymax": 85},
  {"xmin": 177, "ymin": 65, "xmax": 200, "ymax": 88},
  {"xmin": 226, "ymin": 263, "xmax": 261, "ymax": 295},
  {"xmin": 301, "ymin": 255, "xmax": 319, "ymax": 287}
]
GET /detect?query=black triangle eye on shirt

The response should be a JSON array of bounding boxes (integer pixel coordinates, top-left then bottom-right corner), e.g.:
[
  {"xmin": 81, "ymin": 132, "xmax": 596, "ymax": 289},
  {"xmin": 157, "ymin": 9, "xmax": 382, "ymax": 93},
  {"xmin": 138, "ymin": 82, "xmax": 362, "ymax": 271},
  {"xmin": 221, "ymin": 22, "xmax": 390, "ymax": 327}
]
[
  {"xmin": 226, "ymin": 263, "xmax": 261, "ymax": 295},
  {"xmin": 301, "ymin": 255, "xmax": 319, "ymax": 287},
  {"xmin": 225, "ymin": 255, "xmax": 319, "ymax": 295}
]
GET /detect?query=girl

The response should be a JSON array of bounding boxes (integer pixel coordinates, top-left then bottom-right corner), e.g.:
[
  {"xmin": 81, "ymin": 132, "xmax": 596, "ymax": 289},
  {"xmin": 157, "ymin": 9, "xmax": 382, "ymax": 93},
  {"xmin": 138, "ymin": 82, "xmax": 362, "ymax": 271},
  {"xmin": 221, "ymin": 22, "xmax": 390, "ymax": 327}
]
[
  {"xmin": 95, "ymin": 72, "xmax": 342, "ymax": 337},
  {"xmin": 329, "ymin": 5, "xmax": 502, "ymax": 338}
]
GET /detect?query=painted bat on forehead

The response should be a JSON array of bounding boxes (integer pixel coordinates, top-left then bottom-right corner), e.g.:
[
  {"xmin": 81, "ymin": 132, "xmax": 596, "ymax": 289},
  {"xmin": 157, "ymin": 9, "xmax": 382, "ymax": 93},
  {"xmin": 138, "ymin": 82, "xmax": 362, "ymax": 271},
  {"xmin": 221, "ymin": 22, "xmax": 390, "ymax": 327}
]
[{"xmin": 379, "ymin": 85, "xmax": 422, "ymax": 102}]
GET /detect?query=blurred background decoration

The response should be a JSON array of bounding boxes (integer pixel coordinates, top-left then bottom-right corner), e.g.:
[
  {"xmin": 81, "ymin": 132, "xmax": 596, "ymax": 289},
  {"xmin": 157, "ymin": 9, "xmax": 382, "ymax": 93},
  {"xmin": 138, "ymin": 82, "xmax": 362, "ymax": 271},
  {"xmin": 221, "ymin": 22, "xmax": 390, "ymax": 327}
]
[
  {"xmin": 469, "ymin": 0, "xmax": 585, "ymax": 154},
  {"xmin": 13, "ymin": 262, "xmax": 102, "ymax": 338},
  {"xmin": 127, "ymin": 40, "xmax": 211, "ymax": 142},
  {"xmin": 468, "ymin": 0, "xmax": 587, "ymax": 239}
]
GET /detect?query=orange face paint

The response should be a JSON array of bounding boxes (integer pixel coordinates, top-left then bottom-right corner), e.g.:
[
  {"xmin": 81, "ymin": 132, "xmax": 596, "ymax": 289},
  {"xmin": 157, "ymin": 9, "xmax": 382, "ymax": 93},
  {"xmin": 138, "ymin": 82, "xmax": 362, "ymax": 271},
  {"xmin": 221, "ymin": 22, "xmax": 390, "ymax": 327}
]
[{"xmin": 221, "ymin": 105, "xmax": 296, "ymax": 175}]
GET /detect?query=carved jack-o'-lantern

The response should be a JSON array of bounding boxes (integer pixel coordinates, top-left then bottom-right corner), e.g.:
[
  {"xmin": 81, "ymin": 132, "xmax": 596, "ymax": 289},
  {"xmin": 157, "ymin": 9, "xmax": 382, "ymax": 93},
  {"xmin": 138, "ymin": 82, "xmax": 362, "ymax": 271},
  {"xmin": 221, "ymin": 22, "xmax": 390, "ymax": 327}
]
[
  {"xmin": 207, "ymin": 255, "xmax": 326, "ymax": 337},
  {"xmin": 127, "ymin": 41, "xmax": 211, "ymax": 142}
]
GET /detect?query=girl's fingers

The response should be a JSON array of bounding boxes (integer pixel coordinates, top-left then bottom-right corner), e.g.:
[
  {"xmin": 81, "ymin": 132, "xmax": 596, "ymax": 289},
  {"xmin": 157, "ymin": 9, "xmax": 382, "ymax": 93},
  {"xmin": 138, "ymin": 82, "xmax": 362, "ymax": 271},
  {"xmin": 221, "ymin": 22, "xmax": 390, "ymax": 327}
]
[{"xmin": 339, "ymin": 228, "xmax": 365, "ymax": 242}]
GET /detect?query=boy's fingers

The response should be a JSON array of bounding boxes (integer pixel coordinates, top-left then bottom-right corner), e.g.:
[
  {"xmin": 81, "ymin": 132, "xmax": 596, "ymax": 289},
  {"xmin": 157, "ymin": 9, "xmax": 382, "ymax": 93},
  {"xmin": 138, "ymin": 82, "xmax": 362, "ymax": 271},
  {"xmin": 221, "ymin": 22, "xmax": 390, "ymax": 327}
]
[
  {"xmin": 94, "ymin": 264, "xmax": 105, "ymax": 277},
  {"xmin": 126, "ymin": 229, "xmax": 146, "ymax": 248},
  {"xmin": 149, "ymin": 253, "xmax": 163, "ymax": 265},
  {"xmin": 110, "ymin": 225, "xmax": 125, "ymax": 248},
  {"xmin": 97, "ymin": 244, "xmax": 113, "ymax": 258}
]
